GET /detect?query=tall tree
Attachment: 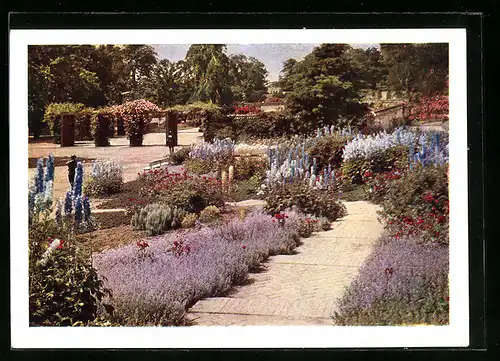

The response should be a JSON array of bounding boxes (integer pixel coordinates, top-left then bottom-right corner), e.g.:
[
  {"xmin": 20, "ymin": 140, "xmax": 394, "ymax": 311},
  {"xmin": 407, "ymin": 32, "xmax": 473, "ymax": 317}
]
[
  {"xmin": 28, "ymin": 45, "xmax": 103, "ymax": 137},
  {"xmin": 279, "ymin": 44, "xmax": 370, "ymax": 130},
  {"xmin": 345, "ymin": 47, "xmax": 388, "ymax": 89},
  {"xmin": 184, "ymin": 45, "xmax": 233, "ymax": 105},
  {"xmin": 381, "ymin": 43, "xmax": 448, "ymax": 95},
  {"xmin": 138, "ymin": 59, "xmax": 193, "ymax": 107},
  {"xmin": 122, "ymin": 45, "xmax": 158, "ymax": 92},
  {"xmin": 229, "ymin": 54, "xmax": 268, "ymax": 102}
]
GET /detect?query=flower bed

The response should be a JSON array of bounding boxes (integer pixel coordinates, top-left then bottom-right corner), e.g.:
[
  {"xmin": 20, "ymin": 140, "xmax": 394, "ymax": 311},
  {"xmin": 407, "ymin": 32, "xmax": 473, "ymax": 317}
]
[
  {"xmin": 93, "ymin": 210, "xmax": 302, "ymax": 326},
  {"xmin": 334, "ymin": 234, "xmax": 449, "ymax": 325}
]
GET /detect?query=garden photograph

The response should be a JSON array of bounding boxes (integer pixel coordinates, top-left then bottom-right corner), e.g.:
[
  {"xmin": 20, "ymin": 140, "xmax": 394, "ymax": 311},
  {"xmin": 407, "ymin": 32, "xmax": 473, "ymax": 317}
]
[{"xmin": 11, "ymin": 28, "xmax": 470, "ymax": 348}]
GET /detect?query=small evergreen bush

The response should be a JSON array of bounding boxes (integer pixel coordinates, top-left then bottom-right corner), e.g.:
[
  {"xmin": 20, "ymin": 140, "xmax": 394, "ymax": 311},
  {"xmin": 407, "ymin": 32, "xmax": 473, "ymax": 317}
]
[
  {"xmin": 198, "ymin": 206, "xmax": 222, "ymax": 225},
  {"xmin": 131, "ymin": 203, "xmax": 186, "ymax": 236},
  {"xmin": 167, "ymin": 147, "xmax": 191, "ymax": 165},
  {"xmin": 181, "ymin": 213, "xmax": 198, "ymax": 229},
  {"xmin": 264, "ymin": 182, "xmax": 346, "ymax": 221}
]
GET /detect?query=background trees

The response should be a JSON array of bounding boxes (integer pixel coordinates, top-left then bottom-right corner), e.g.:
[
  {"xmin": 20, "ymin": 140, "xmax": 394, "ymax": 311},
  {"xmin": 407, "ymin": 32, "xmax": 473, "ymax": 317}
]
[
  {"xmin": 277, "ymin": 44, "xmax": 372, "ymax": 130},
  {"xmin": 380, "ymin": 43, "xmax": 449, "ymax": 95},
  {"xmin": 28, "ymin": 42, "xmax": 449, "ymax": 138}
]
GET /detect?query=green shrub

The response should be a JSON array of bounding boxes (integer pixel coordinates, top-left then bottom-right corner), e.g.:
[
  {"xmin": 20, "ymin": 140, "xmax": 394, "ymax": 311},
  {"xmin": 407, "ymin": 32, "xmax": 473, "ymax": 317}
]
[
  {"xmin": 213, "ymin": 126, "xmax": 236, "ymax": 141},
  {"xmin": 306, "ymin": 135, "xmax": 349, "ymax": 169},
  {"xmin": 91, "ymin": 108, "xmax": 115, "ymax": 146},
  {"xmin": 167, "ymin": 147, "xmax": 191, "ymax": 165},
  {"xmin": 341, "ymin": 145, "xmax": 409, "ymax": 185},
  {"xmin": 198, "ymin": 205, "xmax": 222, "ymax": 225},
  {"xmin": 29, "ymin": 219, "xmax": 112, "ymax": 326},
  {"xmin": 131, "ymin": 203, "xmax": 186, "ymax": 236},
  {"xmin": 230, "ymin": 175, "xmax": 262, "ymax": 202},
  {"xmin": 184, "ymin": 158, "xmax": 214, "ymax": 175},
  {"xmin": 264, "ymin": 182, "xmax": 346, "ymax": 221},
  {"xmin": 43, "ymin": 102, "xmax": 86, "ymax": 144},
  {"xmin": 181, "ymin": 213, "xmax": 198, "ymax": 229},
  {"xmin": 378, "ymin": 165, "xmax": 449, "ymax": 244},
  {"xmin": 234, "ymin": 156, "xmax": 268, "ymax": 181},
  {"xmin": 158, "ymin": 179, "xmax": 225, "ymax": 214}
]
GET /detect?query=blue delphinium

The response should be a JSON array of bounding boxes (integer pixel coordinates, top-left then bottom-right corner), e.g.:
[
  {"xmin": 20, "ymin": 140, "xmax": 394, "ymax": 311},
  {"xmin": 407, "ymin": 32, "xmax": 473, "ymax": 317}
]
[
  {"xmin": 35, "ymin": 158, "xmax": 45, "ymax": 193},
  {"xmin": 64, "ymin": 191, "xmax": 73, "ymax": 215},
  {"xmin": 28, "ymin": 184, "xmax": 37, "ymax": 225},
  {"xmin": 44, "ymin": 154, "xmax": 55, "ymax": 183},
  {"xmin": 74, "ymin": 196, "xmax": 83, "ymax": 225},
  {"xmin": 73, "ymin": 162, "xmax": 84, "ymax": 198}
]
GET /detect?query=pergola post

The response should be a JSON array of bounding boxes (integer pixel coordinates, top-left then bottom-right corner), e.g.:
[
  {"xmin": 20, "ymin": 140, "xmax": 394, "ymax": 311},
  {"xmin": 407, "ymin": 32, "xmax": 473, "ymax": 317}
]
[
  {"xmin": 165, "ymin": 111, "xmax": 178, "ymax": 146},
  {"xmin": 60, "ymin": 113, "xmax": 75, "ymax": 147}
]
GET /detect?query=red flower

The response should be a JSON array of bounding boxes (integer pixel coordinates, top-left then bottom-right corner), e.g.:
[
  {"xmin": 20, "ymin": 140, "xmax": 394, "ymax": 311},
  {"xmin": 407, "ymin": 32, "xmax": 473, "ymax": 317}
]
[
  {"xmin": 242, "ymin": 245, "xmax": 246, "ymax": 250},
  {"xmin": 56, "ymin": 239, "xmax": 66, "ymax": 249}
]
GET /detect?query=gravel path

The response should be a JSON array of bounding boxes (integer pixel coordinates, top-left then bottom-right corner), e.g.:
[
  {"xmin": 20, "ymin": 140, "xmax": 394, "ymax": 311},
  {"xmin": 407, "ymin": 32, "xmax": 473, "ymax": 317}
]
[{"xmin": 186, "ymin": 201, "xmax": 383, "ymax": 326}]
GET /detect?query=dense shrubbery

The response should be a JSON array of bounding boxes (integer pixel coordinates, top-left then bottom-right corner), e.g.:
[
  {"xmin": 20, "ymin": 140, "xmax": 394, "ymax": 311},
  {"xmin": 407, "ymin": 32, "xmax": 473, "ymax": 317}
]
[
  {"xmin": 198, "ymin": 205, "xmax": 222, "ymax": 225},
  {"xmin": 131, "ymin": 203, "xmax": 186, "ymax": 236},
  {"xmin": 91, "ymin": 108, "xmax": 115, "ymax": 146},
  {"xmin": 94, "ymin": 211, "xmax": 302, "ymax": 325},
  {"xmin": 139, "ymin": 168, "xmax": 225, "ymax": 214},
  {"xmin": 377, "ymin": 165, "xmax": 449, "ymax": 244},
  {"xmin": 29, "ymin": 220, "xmax": 112, "ymax": 326},
  {"xmin": 306, "ymin": 135, "xmax": 350, "ymax": 170},
  {"xmin": 263, "ymin": 182, "xmax": 346, "ymax": 221},
  {"xmin": 84, "ymin": 159, "xmax": 123, "ymax": 197},
  {"xmin": 341, "ymin": 146, "xmax": 408, "ymax": 185},
  {"xmin": 29, "ymin": 155, "xmax": 111, "ymax": 326},
  {"xmin": 334, "ymin": 234, "xmax": 449, "ymax": 325},
  {"xmin": 43, "ymin": 102, "xmax": 87, "ymax": 144},
  {"xmin": 230, "ymin": 175, "xmax": 262, "ymax": 202},
  {"xmin": 169, "ymin": 102, "xmax": 222, "ymax": 127},
  {"xmin": 181, "ymin": 213, "xmax": 198, "ymax": 229},
  {"xmin": 167, "ymin": 147, "xmax": 192, "ymax": 165},
  {"xmin": 184, "ymin": 158, "xmax": 214, "ymax": 175},
  {"xmin": 234, "ymin": 155, "xmax": 268, "ymax": 181}
]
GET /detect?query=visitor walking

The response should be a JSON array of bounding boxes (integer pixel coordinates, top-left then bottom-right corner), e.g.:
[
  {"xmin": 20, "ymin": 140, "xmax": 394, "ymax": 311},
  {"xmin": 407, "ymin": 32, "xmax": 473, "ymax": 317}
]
[
  {"xmin": 66, "ymin": 155, "xmax": 77, "ymax": 189},
  {"xmin": 167, "ymin": 130, "xmax": 175, "ymax": 154}
]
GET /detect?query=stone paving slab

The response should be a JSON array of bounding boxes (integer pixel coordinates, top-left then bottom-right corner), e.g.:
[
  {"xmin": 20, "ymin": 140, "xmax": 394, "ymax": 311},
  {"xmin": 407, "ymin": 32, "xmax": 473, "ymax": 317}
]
[{"xmin": 187, "ymin": 201, "xmax": 383, "ymax": 326}]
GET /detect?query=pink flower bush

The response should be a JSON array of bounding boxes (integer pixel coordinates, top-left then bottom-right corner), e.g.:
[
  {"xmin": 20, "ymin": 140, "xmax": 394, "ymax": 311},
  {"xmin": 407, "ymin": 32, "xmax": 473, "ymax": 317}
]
[
  {"xmin": 406, "ymin": 95, "xmax": 449, "ymax": 123},
  {"xmin": 233, "ymin": 105, "xmax": 262, "ymax": 114},
  {"xmin": 114, "ymin": 99, "xmax": 161, "ymax": 139}
]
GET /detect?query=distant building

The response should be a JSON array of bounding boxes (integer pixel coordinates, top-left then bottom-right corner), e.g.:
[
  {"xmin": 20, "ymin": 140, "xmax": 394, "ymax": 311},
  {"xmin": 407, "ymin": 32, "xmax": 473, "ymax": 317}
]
[{"xmin": 267, "ymin": 82, "xmax": 282, "ymax": 95}]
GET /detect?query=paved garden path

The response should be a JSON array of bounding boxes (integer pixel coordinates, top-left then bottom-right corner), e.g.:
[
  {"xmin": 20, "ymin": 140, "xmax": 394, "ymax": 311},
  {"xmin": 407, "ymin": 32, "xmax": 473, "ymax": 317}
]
[
  {"xmin": 29, "ymin": 129, "xmax": 203, "ymax": 200},
  {"xmin": 186, "ymin": 201, "xmax": 383, "ymax": 326}
]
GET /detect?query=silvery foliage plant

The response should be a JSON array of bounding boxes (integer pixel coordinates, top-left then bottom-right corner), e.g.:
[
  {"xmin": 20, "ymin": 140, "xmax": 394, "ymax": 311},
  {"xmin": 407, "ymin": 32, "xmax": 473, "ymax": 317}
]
[{"xmin": 88, "ymin": 158, "xmax": 124, "ymax": 195}]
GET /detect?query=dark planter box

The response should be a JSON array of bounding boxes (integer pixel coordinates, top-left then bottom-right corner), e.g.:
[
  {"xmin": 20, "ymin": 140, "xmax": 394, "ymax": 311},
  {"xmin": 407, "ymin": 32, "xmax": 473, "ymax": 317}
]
[
  {"xmin": 94, "ymin": 136, "xmax": 110, "ymax": 147},
  {"xmin": 129, "ymin": 134, "xmax": 143, "ymax": 146}
]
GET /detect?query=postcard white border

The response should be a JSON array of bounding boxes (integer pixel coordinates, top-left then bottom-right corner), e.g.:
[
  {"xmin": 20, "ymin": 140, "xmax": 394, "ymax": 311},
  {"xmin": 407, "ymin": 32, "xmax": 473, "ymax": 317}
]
[{"xmin": 10, "ymin": 28, "xmax": 469, "ymax": 349}]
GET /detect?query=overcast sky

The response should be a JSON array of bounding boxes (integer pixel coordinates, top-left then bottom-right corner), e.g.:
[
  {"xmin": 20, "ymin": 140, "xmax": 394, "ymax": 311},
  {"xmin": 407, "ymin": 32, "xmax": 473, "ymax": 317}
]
[{"xmin": 152, "ymin": 44, "xmax": 379, "ymax": 82}]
